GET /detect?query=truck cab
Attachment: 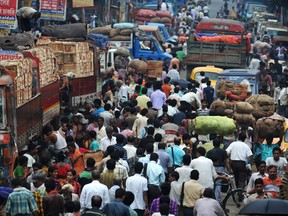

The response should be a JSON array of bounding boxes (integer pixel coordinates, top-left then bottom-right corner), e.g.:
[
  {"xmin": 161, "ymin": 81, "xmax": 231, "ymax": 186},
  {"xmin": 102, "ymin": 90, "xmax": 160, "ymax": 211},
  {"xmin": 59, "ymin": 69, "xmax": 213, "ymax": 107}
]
[
  {"xmin": 131, "ymin": 31, "xmax": 172, "ymax": 61},
  {"xmin": 139, "ymin": 25, "xmax": 166, "ymax": 43},
  {"xmin": 148, "ymin": 23, "xmax": 172, "ymax": 42}
]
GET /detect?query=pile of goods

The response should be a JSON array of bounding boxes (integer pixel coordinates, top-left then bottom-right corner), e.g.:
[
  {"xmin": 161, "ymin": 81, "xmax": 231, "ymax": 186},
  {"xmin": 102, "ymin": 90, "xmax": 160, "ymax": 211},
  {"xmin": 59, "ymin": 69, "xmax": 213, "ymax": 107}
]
[
  {"xmin": 195, "ymin": 116, "xmax": 236, "ymax": 135},
  {"xmin": 88, "ymin": 33, "xmax": 109, "ymax": 49},
  {"xmin": 0, "ymin": 59, "xmax": 32, "ymax": 106},
  {"xmin": 136, "ymin": 9, "xmax": 172, "ymax": 27},
  {"xmin": 29, "ymin": 47, "xmax": 57, "ymax": 87},
  {"xmin": 254, "ymin": 113, "xmax": 285, "ymax": 140},
  {"xmin": 42, "ymin": 23, "xmax": 87, "ymax": 39},
  {"xmin": 90, "ymin": 23, "xmax": 134, "ymax": 41},
  {"xmin": 209, "ymin": 99, "xmax": 233, "ymax": 116},
  {"xmin": 128, "ymin": 59, "xmax": 148, "ymax": 72},
  {"xmin": 147, "ymin": 60, "xmax": 163, "ymax": 78},
  {"xmin": 246, "ymin": 94, "xmax": 275, "ymax": 119},
  {"xmin": 37, "ymin": 41, "xmax": 94, "ymax": 78},
  {"xmin": 0, "ymin": 32, "xmax": 35, "ymax": 51},
  {"xmin": 216, "ymin": 80, "xmax": 248, "ymax": 101},
  {"xmin": 233, "ymin": 102, "xmax": 255, "ymax": 128}
]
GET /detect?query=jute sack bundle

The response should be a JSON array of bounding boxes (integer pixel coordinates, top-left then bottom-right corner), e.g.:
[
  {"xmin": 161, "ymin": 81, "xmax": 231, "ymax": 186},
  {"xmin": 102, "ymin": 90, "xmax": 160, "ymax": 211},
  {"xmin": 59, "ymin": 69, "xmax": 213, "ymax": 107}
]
[
  {"xmin": 109, "ymin": 35, "xmax": 130, "ymax": 41},
  {"xmin": 247, "ymin": 95, "xmax": 275, "ymax": 119},
  {"xmin": 120, "ymin": 29, "xmax": 133, "ymax": 36},
  {"xmin": 234, "ymin": 113, "xmax": 254, "ymax": 124},
  {"xmin": 137, "ymin": 9, "xmax": 157, "ymax": 18},
  {"xmin": 114, "ymin": 47, "xmax": 130, "ymax": 57},
  {"xmin": 90, "ymin": 25, "xmax": 111, "ymax": 35},
  {"xmin": 230, "ymin": 83, "xmax": 248, "ymax": 95},
  {"xmin": 210, "ymin": 99, "xmax": 232, "ymax": 116},
  {"xmin": 160, "ymin": 17, "xmax": 172, "ymax": 23},
  {"xmin": 156, "ymin": 11, "xmax": 172, "ymax": 18},
  {"xmin": 255, "ymin": 114, "xmax": 285, "ymax": 139},
  {"xmin": 128, "ymin": 60, "xmax": 147, "ymax": 71},
  {"xmin": 216, "ymin": 80, "xmax": 235, "ymax": 97},
  {"xmin": 235, "ymin": 102, "xmax": 254, "ymax": 114},
  {"xmin": 109, "ymin": 28, "xmax": 121, "ymax": 38},
  {"xmin": 150, "ymin": 17, "xmax": 162, "ymax": 23}
]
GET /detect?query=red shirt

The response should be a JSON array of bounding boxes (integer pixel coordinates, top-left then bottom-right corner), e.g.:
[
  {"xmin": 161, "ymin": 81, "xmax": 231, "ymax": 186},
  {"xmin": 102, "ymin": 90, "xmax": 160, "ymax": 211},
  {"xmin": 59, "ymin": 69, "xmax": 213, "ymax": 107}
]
[
  {"xmin": 162, "ymin": 84, "xmax": 172, "ymax": 98},
  {"xmin": 263, "ymin": 176, "xmax": 282, "ymax": 198}
]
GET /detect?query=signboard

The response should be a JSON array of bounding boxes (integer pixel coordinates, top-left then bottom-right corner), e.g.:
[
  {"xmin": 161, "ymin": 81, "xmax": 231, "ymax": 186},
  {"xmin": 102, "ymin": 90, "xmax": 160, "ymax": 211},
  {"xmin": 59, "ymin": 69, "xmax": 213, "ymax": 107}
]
[
  {"xmin": 0, "ymin": 0, "xmax": 18, "ymax": 29},
  {"xmin": 0, "ymin": 50, "xmax": 24, "ymax": 60},
  {"xmin": 40, "ymin": 0, "xmax": 67, "ymax": 21},
  {"xmin": 72, "ymin": 0, "xmax": 94, "ymax": 8}
]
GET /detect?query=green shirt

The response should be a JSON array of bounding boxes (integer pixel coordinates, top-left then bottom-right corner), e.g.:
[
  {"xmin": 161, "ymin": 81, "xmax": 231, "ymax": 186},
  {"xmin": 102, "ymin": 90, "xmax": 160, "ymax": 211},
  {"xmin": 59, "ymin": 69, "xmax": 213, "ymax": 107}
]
[
  {"xmin": 79, "ymin": 171, "xmax": 92, "ymax": 179},
  {"xmin": 90, "ymin": 140, "xmax": 100, "ymax": 151},
  {"xmin": 176, "ymin": 51, "xmax": 186, "ymax": 61},
  {"xmin": 14, "ymin": 165, "xmax": 24, "ymax": 178}
]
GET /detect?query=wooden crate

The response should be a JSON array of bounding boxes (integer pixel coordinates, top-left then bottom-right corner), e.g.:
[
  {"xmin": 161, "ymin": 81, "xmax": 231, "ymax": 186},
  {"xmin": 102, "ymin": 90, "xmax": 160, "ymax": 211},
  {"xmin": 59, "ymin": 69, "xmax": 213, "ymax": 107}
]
[
  {"xmin": 63, "ymin": 42, "xmax": 77, "ymax": 53},
  {"xmin": 147, "ymin": 68, "xmax": 162, "ymax": 78},
  {"xmin": 147, "ymin": 60, "xmax": 163, "ymax": 70},
  {"xmin": 63, "ymin": 63, "xmax": 78, "ymax": 74},
  {"xmin": 48, "ymin": 42, "xmax": 64, "ymax": 52},
  {"xmin": 63, "ymin": 53, "xmax": 77, "ymax": 64}
]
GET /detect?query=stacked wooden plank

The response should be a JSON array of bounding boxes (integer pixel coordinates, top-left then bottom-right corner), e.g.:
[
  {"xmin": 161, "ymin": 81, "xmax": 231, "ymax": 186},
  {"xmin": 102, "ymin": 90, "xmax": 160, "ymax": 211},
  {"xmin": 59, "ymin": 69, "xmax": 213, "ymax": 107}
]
[
  {"xmin": 0, "ymin": 59, "xmax": 32, "ymax": 106},
  {"xmin": 38, "ymin": 41, "xmax": 94, "ymax": 78},
  {"xmin": 29, "ymin": 47, "xmax": 57, "ymax": 88}
]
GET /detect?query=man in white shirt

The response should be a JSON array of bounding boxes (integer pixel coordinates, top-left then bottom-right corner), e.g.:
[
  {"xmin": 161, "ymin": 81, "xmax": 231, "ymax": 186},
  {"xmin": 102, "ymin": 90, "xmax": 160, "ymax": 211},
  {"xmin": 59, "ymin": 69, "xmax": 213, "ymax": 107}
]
[
  {"xmin": 126, "ymin": 162, "xmax": 149, "ymax": 215},
  {"xmin": 167, "ymin": 65, "xmax": 180, "ymax": 80},
  {"xmin": 100, "ymin": 126, "xmax": 117, "ymax": 152},
  {"xmin": 117, "ymin": 80, "xmax": 129, "ymax": 104},
  {"xmin": 249, "ymin": 54, "xmax": 261, "ymax": 70},
  {"xmin": 190, "ymin": 147, "xmax": 218, "ymax": 188},
  {"xmin": 132, "ymin": 108, "xmax": 148, "ymax": 138},
  {"xmin": 266, "ymin": 146, "xmax": 288, "ymax": 178},
  {"xmin": 246, "ymin": 161, "xmax": 268, "ymax": 194},
  {"xmin": 226, "ymin": 132, "xmax": 253, "ymax": 197},
  {"xmin": 180, "ymin": 90, "xmax": 201, "ymax": 112},
  {"xmin": 169, "ymin": 171, "xmax": 181, "ymax": 206},
  {"xmin": 123, "ymin": 136, "xmax": 137, "ymax": 159},
  {"xmin": 160, "ymin": 0, "xmax": 168, "ymax": 11},
  {"xmin": 17, "ymin": 7, "xmax": 41, "ymax": 32},
  {"xmin": 99, "ymin": 103, "xmax": 113, "ymax": 127},
  {"xmin": 80, "ymin": 170, "xmax": 110, "ymax": 212},
  {"xmin": 175, "ymin": 155, "xmax": 193, "ymax": 184},
  {"xmin": 203, "ymin": 4, "xmax": 209, "ymax": 16},
  {"xmin": 24, "ymin": 142, "xmax": 37, "ymax": 171}
]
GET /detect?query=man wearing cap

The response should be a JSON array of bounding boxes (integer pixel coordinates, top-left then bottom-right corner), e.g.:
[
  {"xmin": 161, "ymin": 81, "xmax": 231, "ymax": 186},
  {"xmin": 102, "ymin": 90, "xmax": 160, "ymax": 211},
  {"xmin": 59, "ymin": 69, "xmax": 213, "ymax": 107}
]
[{"xmin": 30, "ymin": 170, "xmax": 47, "ymax": 216}]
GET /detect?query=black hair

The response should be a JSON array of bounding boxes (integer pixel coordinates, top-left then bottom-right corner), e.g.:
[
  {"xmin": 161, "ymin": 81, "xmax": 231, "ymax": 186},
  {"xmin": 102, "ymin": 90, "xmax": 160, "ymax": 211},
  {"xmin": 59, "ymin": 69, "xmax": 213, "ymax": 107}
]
[
  {"xmin": 123, "ymin": 191, "xmax": 135, "ymax": 206},
  {"xmin": 170, "ymin": 171, "xmax": 179, "ymax": 181},
  {"xmin": 86, "ymin": 157, "xmax": 96, "ymax": 168},
  {"xmin": 182, "ymin": 155, "xmax": 191, "ymax": 165},
  {"xmin": 45, "ymin": 178, "xmax": 56, "ymax": 191},
  {"xmin": 160, "ymin": 182, "xmax": 171, "ymax": 195},
  {"xmin": 273, "ymin": 146, "xmax": 281, "ymax": 154},
  {"xmin": 106, "ymin": 159, "xmax": 116, "ymax": 170},
  {"xmin": 158, "ymin": 143, "xmax": 166, "ymax": 150},
  {"xmin": 18, "ymin": 156, "xmax": 28, "ymax": 166},
  {"xmin": 203, "ymin": 188, "xmax": 215, "ymax": 199},
  {"xmin": 134, "ymin": 162, "xmax": 143, "ymax": 174},
  {"xmin": 190, "ymin": 170, "xmax": 199, "ymax": 180},
  {"xmin": 197, "ymin": 147, "xmax": 206, "ymax": 156},
  {"xmin": 146, "ymin": 143, "xmax": 154, "ymax": 154},
  {"xmin": 238, "ymin": 132, "xmax": 247, "ymax": 142},
  {"xmin": 254, "ymin": 178, "xmax": 264, "ymax": 185},
  {"xmin": 147, "ymin": 127, "xmax": 155, "ymax": 135},
  {"xmin": 155, "ymin": 133, "xmax": 162, "ymax": 142},
  {"xmin": 116, "ymin": 134, "xmax": 125, "ymax": 144},
  {"xmin": 91, "ymin": 195, "xmax": 102, "ymax": 208},
  {"xmin": 150, "ymin": 152, "xmax": 159, "ymax": 162},
  {"xmin": 115, "ymin": 188, "xmax": 126, "ymax": 199}
]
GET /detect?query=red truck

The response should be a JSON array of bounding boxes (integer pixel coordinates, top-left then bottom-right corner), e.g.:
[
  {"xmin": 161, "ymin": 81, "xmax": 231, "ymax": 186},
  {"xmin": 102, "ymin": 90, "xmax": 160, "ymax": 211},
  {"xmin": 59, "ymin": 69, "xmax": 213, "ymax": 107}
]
[{"xmin": 0, "ymin": 42, "xmax": 99, "ymax": 177}]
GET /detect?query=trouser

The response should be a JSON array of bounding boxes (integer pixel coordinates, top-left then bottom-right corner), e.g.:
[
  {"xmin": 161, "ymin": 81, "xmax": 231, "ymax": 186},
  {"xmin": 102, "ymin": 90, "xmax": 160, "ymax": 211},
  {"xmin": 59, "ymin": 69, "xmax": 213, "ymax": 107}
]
[
  {"xmin": 134, "ymin": 209, "xmax": 145, "ymax": 216},
  {"xmin": 183, "ymin": 207, "xmax": 194, "ymax": 216},
  {"xmin": 214, "ymin": 166, "xmax": 225, "ymax": 203},
  {"xmin": 17, "ymin": 16, "xmax": 32, "ymax": 32},
  {"xmin": 231, "ymin": 160, "xmax": 246, "ymax": 190}
]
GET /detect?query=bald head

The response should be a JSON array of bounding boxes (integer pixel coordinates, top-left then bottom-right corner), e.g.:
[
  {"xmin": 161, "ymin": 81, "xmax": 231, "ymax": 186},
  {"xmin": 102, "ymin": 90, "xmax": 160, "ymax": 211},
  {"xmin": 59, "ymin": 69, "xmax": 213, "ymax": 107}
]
[
  {"xmin": 92, "ymin": 170, "xmax": 101, "ymax": 180},
  {"xmin": 91, "ymin": 195, "xmax": 102, "ymax": 208}
]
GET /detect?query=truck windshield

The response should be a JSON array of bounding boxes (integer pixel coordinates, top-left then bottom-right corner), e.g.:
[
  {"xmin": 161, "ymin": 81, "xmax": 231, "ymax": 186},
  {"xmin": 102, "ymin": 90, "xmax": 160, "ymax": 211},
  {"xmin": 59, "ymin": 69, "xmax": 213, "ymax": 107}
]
[{"xmin": 195, "ymin": 72, "xmax": 219, "ymax": 80}]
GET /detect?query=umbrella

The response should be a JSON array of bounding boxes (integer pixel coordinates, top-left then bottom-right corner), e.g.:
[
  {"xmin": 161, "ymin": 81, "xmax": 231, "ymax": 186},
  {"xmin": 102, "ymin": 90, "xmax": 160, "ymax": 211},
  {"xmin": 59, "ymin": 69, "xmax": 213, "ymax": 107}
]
[
  {"xmin": 169, "ymin": 79, "xmax": 191, "ymax": 89},
  {"xmin": 238, "ymin": 199, "xmax": 288, "ymax": 215}
]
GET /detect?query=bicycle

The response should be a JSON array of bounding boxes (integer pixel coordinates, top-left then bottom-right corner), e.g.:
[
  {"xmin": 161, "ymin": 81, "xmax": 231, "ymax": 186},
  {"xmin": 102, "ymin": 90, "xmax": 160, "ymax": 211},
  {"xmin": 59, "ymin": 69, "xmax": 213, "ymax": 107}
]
[{"xmin": 214, "ymin": 172, "xmax": 245, "ymax": 216}]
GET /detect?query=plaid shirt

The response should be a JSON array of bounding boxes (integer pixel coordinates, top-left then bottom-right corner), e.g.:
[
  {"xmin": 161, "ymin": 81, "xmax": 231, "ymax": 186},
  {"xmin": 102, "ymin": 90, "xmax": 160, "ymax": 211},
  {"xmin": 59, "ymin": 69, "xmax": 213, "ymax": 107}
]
[
  {"xmin": 149, "ymin": 196, "xmax": 178, "ymax": 216},
  {"xmin": 5, "ymin": 187, "xmax": 38, "ymax": 215},
  {"xmin": 114, "ymin": 162, "xmax": 128, "ymax": 180}
]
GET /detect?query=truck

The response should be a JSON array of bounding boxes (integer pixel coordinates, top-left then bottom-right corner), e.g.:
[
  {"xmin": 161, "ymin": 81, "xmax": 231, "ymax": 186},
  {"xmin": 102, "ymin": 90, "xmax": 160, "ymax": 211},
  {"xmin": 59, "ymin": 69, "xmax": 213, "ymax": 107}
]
[
  {"xmin": 0, "ymin": 40, "xmax": 100, "ymax": 177},
  {"xmin": 186, "ymin": 19, "xmax": 248, "ymax": 78},
  {"xmin": 99, "ymin": 28, "xmax": 172, "ymax": 72}
]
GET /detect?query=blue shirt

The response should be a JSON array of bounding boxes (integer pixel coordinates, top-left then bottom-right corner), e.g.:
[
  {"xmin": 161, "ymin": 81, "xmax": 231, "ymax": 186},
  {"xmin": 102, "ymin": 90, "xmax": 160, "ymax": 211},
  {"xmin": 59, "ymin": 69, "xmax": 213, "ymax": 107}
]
[
  {"xmin": 166, "ymin": 145, "xmax": 185, "ymax": 167},
  {"xmin": 5, "ymin": 187, "xmax": 38, "ymax": 215},
  {"xmin": 156, "ymin": 149, "xmax": 172, "ymax": 173},
  {"xmin": 102, "ymin": 199, "xmax": 130, "ymax": 216},
  {"xmin": 92, "ymin": 107, "xmax": 104, "ymax": 118},
  {"xmin": 260, "ymin": 143, "xmax": 279, "ymax": 161}
]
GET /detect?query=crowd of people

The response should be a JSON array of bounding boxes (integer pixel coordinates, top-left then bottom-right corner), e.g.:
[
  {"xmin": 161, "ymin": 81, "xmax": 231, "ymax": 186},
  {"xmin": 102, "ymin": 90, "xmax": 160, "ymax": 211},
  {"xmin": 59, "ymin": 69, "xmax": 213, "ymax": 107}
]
[{"xmin": 2, "ymin": 0, "xmax": 288, "ymax": 216}]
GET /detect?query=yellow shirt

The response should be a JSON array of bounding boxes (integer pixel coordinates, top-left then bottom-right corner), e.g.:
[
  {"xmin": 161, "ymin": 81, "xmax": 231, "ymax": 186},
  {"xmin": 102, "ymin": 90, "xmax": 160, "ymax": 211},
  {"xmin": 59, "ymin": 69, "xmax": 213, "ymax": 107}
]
[
  {"xmin": 136, "ymin": 94, "xmax": 151, "ymax": 109},
  {"xmin": 183, "ymin": 179, "xmax": 204, "ymax": 207}
]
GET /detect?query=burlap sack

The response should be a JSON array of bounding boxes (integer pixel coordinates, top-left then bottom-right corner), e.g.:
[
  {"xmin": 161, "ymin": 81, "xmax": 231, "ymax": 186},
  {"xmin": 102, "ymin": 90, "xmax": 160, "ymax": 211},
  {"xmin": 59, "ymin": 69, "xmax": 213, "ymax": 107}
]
[
  {"xmin": 247, "ymin": 95, "xmax": 275, "ymax": 119},
  {"xmin": 114, "ymin": 47, "xmax": 130, "ymax": 57},
  {"xmin": 150, "ymin": 17, "xmax": 162, "ymax": 23},
  {"xmin": 210, "ymin": 100, "xmax": 232, "ymax": 116},
  {"xmin": 156, "ymin": 11, "xmax": 172, "ymax": 18},
  {"xmin": 235, "ymin": 102, "xmax": 254, "ymax": 114},
  {"xmin": 90, "ymin": 25, "xmax": 111, "ymax": 35},
  {"xmin": 160, "ymin": 17, "xmax": 172, "ymax": 23},
  {"xmin": 109, "ymin": 35, "xmax": 131, "ymax": 41},
  {"xmin": 216, "ymin": 80, "xmax": 235, "ymax": 97},
  {"xmin": 137, "ymin": 9, "xmax": 157, "ymax": 18},
  {"xmin": 120, "ymin": 29, "xmax": 133, "ymax": 36},
  {"xmin": 256, "ymin": 115, "xmax": 285, "ymax": 139},
  {"xmin": 109, "ymin": 28, "xmax": 121, "ymax": 38},
  {"xmin": 128, "ymin": 60, "xmax": 147, "ymax": 71},
  {"xmin": 234, "ymin": 113, "xmax": 254, "ymax": 124}
]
